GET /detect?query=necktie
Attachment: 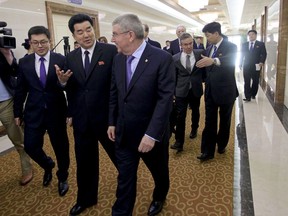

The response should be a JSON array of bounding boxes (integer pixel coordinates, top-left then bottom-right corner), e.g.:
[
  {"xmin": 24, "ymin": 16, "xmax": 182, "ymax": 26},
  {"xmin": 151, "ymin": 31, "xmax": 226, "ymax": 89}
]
[
  {"xmin": 84, "ymin": 50, "xmax": 90, "ymax": 76},
  {"xmin": 126, "ymin": 55, "xmax": 135, "ymax": 89},
  {"xmin": 186, "ymin": 55, "xmax": 191, "ymax": 72},
  {"xmin": 39, "ymin": 57, "xmax": 46, "ymax": 87},
  {"xmin": 250, "ymin": 42, "xmax": 254, "ymax": 51},
  {"xmin": 211, "ymin": 46, "xmax": 217, "ymax": 58}
]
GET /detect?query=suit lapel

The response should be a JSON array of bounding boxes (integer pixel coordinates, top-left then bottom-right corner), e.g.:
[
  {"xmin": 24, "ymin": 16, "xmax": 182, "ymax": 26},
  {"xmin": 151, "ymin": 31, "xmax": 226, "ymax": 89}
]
[
  {"xmin": 30, "ymin": 54, "xmax": 43, "ymax": 89},
  {"xmin": 125, "ymin": 45, "xmax": 151, "ymax": 95},
  {"xmin": 86, "ymin": 44, "xmax": 102, "ymax": 80},
  {"xmin": 74, "ymin": 49, "xmax": 86, "ymax": 81}
]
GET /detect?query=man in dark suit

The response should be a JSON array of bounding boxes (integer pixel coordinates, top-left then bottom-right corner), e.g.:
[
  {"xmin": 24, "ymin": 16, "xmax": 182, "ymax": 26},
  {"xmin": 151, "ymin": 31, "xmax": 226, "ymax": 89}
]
[
  {"xmin": 169, "ymin": 24, "xmax": 186, "ymax": 55},
  {"xmin": 193, "ymin": 36, "xmax": 205, "ymax": 49},
  {"xmin": 55, "ymin": 14, "xmax": 117, "ymax": 216},
  {"xmin": 0, "ymin": 48, "xmax": 33, "ymax": 186},
  {"xmin": 108, "ymin": 14, "xmax": 175, "ymax": 216},
  {"xmin": 170, "ymin": 33, "xmax": 204, "ymax": 152},
  {"xmin": 240, "ymin": 30, "xmax": 267, "ymax": 101},
  {"xmin": 143, "ymin": 23, "xmax": 161, "ymax": 48},
  {"xmin": 196, "ymin": 22, "xmax": 238, "ymax": 161},
  {"xmin": 14, "ymin": 26, "xmax": 70, "ymax": 195},
  {"xmin": 163, "ymin": 40, "xmax": 171, "ymax": 52}
]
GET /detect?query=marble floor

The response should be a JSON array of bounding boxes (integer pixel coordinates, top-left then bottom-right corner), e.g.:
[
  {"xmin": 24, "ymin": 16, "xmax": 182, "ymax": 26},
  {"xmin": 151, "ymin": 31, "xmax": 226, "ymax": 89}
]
[
  {"xmin": 235, "ymin": 70, "xmax": 288, "ymax": 216},
  {"xmin": 1, "ymin": 71, "xmax": 288, "ymax": 216}
]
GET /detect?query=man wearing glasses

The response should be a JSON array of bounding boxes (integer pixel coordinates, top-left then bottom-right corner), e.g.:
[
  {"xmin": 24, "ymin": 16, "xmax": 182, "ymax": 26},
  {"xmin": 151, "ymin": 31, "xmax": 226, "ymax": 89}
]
[{"xmin": 14, "ymin": 26, "xmax": 70, "ymax": 196}]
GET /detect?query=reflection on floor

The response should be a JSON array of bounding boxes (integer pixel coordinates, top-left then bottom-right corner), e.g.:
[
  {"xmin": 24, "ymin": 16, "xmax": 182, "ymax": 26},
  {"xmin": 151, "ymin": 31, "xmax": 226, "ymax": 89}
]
[{"xmin": 235, "ymin": 70, "xmax": 288, "ymax": 216}]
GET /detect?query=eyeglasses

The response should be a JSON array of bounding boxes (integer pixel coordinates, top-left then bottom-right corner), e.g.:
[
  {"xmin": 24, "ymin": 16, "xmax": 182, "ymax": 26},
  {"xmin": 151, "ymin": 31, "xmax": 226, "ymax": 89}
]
[
  {"xmin": 31, "ymin": 40, "xmax": 49, "ymax": 46},
  {"xmin": 111, "ymin": 31, "xmax": 130, "ymax": 38}
]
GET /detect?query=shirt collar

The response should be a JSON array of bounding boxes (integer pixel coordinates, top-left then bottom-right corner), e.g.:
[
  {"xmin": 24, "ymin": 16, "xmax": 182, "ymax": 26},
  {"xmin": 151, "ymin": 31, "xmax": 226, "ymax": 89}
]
[
  {"xmin": 130, "ymin": 40, "xmax": 147, "ymax": 59},
  {"xmin": 35, "ymin": 51, "xmax": 50, "ymax": 62},
  {"xmin": 81, "ymin": 41, "xmax": 96, "ymax": 55}
]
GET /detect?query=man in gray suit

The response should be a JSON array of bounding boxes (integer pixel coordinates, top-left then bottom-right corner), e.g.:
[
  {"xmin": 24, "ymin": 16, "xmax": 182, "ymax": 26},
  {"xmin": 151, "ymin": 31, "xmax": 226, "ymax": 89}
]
[{"xmin": 170, "ymin": 33, "xmax": 205, "ymax": 152}]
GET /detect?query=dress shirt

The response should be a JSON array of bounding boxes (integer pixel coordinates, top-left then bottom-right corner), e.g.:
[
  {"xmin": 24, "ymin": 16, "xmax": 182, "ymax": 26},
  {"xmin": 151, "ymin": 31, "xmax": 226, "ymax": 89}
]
[
  {"xmin": 81, "ymin": 41, "xmax": 96, "ymax": 68},
  {"xmin": 35, "ymin": 52, "xmax": 50, "ymax": 78},
  {"xmin": 180, "ymin": 52, "xmax": 195, "ymax": 71}
]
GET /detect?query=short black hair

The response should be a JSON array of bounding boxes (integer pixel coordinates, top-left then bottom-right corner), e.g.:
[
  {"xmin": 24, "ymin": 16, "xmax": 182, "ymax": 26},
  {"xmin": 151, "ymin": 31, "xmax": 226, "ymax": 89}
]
[
  {"xmin": 28, "ymin": 26, "xmax": 50, "ymax": 40},
  {"xmin": 68, "ymin": 13, "xmax": 93, "ymax": 33},
  {"xmin": 248, "ymin": 29, "xmax": 257, "ymax": 35},
  {"xmin": 202, "ymin": 22, "xmax": 222, "ymax": 35}
]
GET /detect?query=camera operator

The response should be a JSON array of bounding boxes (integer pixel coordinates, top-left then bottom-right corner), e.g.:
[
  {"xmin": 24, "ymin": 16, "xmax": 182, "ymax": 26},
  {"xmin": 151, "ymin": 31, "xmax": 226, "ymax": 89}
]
[{"xmin": 0, "ymin": 47, "xmax": 33, "ymax": 185}]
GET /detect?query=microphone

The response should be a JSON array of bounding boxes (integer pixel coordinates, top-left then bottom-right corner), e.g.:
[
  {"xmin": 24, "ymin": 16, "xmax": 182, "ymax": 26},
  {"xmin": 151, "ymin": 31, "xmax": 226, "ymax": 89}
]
[{"xmin": 0, "ymin": 21, "xmax": 7, "ymax": 28}]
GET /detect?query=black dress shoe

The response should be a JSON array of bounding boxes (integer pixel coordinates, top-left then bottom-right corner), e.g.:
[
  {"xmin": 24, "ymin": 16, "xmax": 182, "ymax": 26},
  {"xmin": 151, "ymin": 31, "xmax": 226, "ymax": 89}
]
[
  {"xmin": 218, "ymin": 148, "xmax": 226, "ymax": 154},
  {"xmin": 243, "ymin": 98, "xmax": 251, "ymax": 102},
  {"xmin": 70, "ymin": 203, "xmax": 87, "ymax": 216},
  {"xmin": 197, "ymin": 153, "xmax": 214, "ymax": 161},
  {"xmin": 170, "ymin": 142, "xmax": 183, "ymax": 152},
  {"xmin": 251, "ymin": 96, "xmax": 256, "ymax": 99},
  {"xmin": 58, "ymin": 180, "xmax": 69, "ymax": 196},
  {"xmin": 148, "ymin": 200, "xmax": 164, "ymax": 216},
  {"xmin": 189, "ymin": 130, "xmax": 197, "ymax": 139},
  {"xmin": 43, "ymin": 161, "xmax": 55, "ymax": 186}
]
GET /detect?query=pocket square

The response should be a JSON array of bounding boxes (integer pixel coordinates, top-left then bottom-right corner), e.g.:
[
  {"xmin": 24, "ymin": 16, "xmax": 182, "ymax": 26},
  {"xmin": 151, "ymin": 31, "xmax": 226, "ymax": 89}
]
[{"xmin": 98, "ymin": 61, "xmax": 105, "ymax": 65}]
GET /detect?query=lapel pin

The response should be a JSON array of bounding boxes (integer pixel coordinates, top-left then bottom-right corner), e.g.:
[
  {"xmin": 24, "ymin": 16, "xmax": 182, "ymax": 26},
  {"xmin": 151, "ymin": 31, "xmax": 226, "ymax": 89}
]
[{"xmin": 145, "ymin": 59, "xmax": 148, "ymax": 63}]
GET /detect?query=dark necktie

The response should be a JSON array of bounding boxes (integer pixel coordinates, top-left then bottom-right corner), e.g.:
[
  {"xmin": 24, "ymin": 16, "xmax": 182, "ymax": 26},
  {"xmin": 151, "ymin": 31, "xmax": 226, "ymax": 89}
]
[
  {"xmin": 126, "ymin": 55, "xmax": 135, "ymax": 89},
  {"xmin": 211, "ymin": 46, "xmax": 217, "ymax": 58},
  {"xmin": 186, "ymin": 55, "xmax": 191, "ymax": 72},
  {"xmin": 250, "ymin": 42, "xmax": 254, "ymax": 51},
  {"xmin": 39, "ymin": 57, "xmax": 46, "ymax": 87},
  {"xmin": 84, "ymin": 50, "xmax": 90, "ymax": 76}
]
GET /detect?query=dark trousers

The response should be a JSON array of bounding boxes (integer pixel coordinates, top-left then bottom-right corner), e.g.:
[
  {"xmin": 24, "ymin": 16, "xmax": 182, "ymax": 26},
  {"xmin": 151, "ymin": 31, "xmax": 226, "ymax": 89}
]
[
  {"xmin": 24, "ymin": 116, "xmax": 69, "ymax": 182},
  {"xmin": 112, "ymin": 136, "xmax": 170, "ymax": 216},
  {"xmin": 73, "ymin": 125, "xmax": 117, "ymax": 207},
  {"xmin": 175, "ymin": 90, "xmax": 201, "ymax": 145},
  {"xmin": 243, "ymin": 66, "xmax": 260, "ymax": 99},
  {"xmin": 200, "ymin": 95, "xmax": 234, "ymax": 156}
]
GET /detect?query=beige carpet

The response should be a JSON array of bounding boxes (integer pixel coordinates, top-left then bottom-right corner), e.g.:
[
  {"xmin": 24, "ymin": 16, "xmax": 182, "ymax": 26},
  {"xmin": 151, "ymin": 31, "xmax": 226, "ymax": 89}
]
[{"xmin": 0, "ymin": 100, "xmax": 234, "ymax": 216}]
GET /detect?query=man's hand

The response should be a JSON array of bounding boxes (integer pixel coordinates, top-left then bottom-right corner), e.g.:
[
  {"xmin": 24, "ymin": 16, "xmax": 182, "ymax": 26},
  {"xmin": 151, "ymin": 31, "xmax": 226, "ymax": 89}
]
[
  {"xmin": 55, "ymin": 64, "xmax": 73, "ymax": 84},
  {"xmin": 0, "ymin": 48, "xmax": 13, "ymax": 65},
  {"xmin": 138, "ymin": 135, "xmax": 155, "ymax": 153},
  {"xmin": 66, "ymin": 117, "xmax": 73, "ymax": 127},
  {"xmin": 14, "ymin": 117, "xmax": 22, "ymax": 126},
  {"xmin": 107, "ymin": 126, "xmax": 116, "ymax": 142},
  {"xmin": 196, "ymin": 54, "xmax": 214, "ymax": 68}
]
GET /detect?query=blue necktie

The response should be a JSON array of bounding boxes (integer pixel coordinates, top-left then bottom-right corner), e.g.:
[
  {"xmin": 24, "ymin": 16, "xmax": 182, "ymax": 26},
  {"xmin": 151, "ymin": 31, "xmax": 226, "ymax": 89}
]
[
  {"xmin": 84, "ymin": 50, "xmax": 90, "ymax": 76},
  {"xmin": 39, "ymin": 57, "xmax": 46, "ymax": 87},
  {"xmin": 211, "ymin": 46, "xmax": 217, "ymax": 58},
  {"xmin": 250, "ymin": 42, "xmax": 254, "ymax": 51},
  {"xmin": 126, "ymin": 55, "xmax": 135, "ymax": 89}
]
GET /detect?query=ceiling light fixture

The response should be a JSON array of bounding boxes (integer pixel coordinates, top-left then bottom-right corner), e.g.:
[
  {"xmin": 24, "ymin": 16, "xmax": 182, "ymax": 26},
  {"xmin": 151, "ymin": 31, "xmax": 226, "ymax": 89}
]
[
  {"xmin": 178, "ymin": 0, "xmax": 209, "ymax": 12},
  {"xmin": 133, "ymin": 0, "xmax": 203, "ymax": 27},
  {"xmin": 225, "ymin": 0, "xmax": 245, "ymax": 27},
  {"xmin": 199, "ymin": 13, "xmax": 218, "ymax": 23}
]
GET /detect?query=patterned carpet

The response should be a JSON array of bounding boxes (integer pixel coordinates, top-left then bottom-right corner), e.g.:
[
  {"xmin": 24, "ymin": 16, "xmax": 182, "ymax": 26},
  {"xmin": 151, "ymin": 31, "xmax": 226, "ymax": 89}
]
[{"xmin": 0, "ymin": 100, "xmax": 234, "ymax": 216}]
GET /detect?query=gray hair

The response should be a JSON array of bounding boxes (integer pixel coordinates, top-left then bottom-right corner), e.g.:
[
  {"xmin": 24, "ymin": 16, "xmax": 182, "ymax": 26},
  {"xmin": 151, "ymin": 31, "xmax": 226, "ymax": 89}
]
[
  {"xmin": 179, "ymin": 33, "xmax": 192, "ymax": 42},
  {"xmin": 112, "ymin": 14, "xmax": 144, "ymax": 39}
]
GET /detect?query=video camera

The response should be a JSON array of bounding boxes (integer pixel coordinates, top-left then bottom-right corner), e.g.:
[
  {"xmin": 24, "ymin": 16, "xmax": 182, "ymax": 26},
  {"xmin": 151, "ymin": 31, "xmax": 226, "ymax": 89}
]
[{"xmin": 0, "ymin": 21, "xmax": 16, "ymax": 49}]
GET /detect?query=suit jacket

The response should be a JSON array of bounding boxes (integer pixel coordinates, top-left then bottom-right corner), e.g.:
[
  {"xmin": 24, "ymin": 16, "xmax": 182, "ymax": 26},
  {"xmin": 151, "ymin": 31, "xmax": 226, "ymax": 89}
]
[
  {"xmin": 109, "ymin": 43, "xmax": 175, "ymax": 149},
  {"xmin": 173, "ymin": 50, "xmax": 205, "ymax": 98},
  {"xmin": 14, "ymin": 52, "xmax": 67, "ymax": 128},
  {"xmin": 169, "ymin": 38, "xmax": 181, "ymax": 55},
  {"xmin": 147, "ymin": 38, "xmax": 161, "ymax": 49},
  {"xmin": 163, "ymin": 46, "xmax": 170, "ymax": 53},
  {"xmin": 65, "ymin": 42, "xmax": 117, "ymax": 133},
  {"xmin": 204, "ymin": 40, "xmax": 238, "ymax": 105},
  {"xmin": 0, "ymin": 51, "xmax": 18, "ymax": 96},
  {"xmin": 240, "ymin": 40, "xmax": 267, "ymax": 69},
  {"xmin": 193, "ymin": 43, "xmax": 205, "ymax": 50}
]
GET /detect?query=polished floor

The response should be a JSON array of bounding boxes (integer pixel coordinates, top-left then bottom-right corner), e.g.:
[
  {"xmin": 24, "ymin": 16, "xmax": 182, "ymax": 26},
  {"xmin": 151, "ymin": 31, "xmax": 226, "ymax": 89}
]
[
  {"xmin": 234, "ymin": 70, "xmax": 288, "ymax": 216},
  {"xmin": 1, "ymin": 70, "xmax": 288, "ymax": 215}
]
